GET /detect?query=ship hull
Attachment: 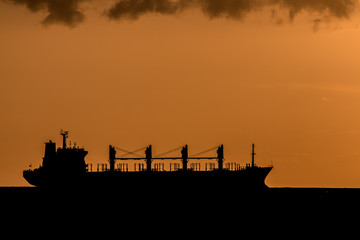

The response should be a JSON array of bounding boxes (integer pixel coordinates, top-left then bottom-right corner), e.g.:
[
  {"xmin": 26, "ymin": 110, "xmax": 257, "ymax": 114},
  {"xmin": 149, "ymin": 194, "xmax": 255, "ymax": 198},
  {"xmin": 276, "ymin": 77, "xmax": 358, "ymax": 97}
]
[{"xmin": 23, "ymin": 167, "xmax": 272, "ymax": 192}]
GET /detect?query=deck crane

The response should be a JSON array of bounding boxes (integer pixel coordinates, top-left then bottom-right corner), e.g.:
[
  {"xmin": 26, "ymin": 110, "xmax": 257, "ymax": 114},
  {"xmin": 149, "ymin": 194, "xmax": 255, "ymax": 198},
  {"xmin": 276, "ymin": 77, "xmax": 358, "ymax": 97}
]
[{"xmin": 108, "ymin": 144, "xmax": 224, "ymax": 172}]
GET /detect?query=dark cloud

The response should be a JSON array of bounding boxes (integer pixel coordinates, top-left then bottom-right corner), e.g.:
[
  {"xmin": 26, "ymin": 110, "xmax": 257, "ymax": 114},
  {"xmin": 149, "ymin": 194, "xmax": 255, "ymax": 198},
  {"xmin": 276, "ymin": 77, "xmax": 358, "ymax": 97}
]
[
  {"xmin": 104, "ymin": 0, "xmax": 259, "ymax": 20},
  {"xmin": 199, "ymin": 0, "xmax": 258, "ymax": 19},
  {"xmin": 312, "ymin": 18, "xmax": 322, "ymax": 32},
  {"xmin": 103, "ymin": 0, "xmax": 358, "ymax": 31},
  {"xmin": 3, "ymin": 0, "xmax": 359, "ymax": 27},
  {"xmin": 105, "ymin": 0, "xmax": 190, "ymax": 20},
  {"xmin": 274, "ymin": 0, "xmax": 357, "ymax": 30},
  {"xmin": 105, "ymin": 0, "xmax": 358, "ymax": 21},
  {"xmin": 4, "ymin": 0, "xmax": 85, "ymax": 27},
  {"xmin": 275, "ymin": 0, "xmax": 356, "ymax": 20}
]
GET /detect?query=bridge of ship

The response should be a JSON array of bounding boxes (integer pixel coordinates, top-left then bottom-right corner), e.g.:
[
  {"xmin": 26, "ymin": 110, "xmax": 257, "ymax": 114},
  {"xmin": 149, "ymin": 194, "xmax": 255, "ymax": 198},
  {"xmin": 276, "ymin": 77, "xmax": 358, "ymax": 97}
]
[{"xmin": 87, "ymin": 144, "xmax": 251, "ymax": 173}]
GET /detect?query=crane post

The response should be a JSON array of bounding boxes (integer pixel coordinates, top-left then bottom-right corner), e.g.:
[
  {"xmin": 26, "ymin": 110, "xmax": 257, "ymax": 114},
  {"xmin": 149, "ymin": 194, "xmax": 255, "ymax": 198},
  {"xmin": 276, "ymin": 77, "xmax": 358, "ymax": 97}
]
[
  {"xmin": 181, "ymin": 145, "xmax": 188, "ymax": 171},
  {"xmin": 109, "ymin": 145, "xmax": 116, "ymax": 173},
  {"xmin": 145, "ymin": 145, "xmax": 152, "ymax": 171},
  {"xmin": 217, "ymin": 145, "xmax": 224, "ymax": 171}
]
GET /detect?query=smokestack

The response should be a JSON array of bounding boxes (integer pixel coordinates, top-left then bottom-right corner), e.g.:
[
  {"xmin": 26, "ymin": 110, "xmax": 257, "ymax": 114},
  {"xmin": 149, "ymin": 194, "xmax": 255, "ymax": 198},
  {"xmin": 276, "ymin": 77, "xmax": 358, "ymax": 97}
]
[{"xmin": 43, "ymin": 140, "xmax": 56, "ymax": 169}]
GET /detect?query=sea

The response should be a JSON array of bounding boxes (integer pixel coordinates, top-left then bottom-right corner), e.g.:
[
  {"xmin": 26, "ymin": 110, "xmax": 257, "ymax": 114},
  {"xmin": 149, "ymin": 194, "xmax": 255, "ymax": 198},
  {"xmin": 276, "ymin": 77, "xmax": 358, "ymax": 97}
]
[
  {"xmin": 1, "ymin": 186, "xmax": 358, "ymax": 235},
  {"xmin": 1, "ymin": 186, "xmax": 359, "ymax": 210}
]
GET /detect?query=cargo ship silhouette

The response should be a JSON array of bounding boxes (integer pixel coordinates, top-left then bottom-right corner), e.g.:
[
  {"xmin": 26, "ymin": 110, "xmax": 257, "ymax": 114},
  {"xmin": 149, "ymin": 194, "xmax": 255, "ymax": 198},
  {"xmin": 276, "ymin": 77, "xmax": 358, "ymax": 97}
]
[{"xmin": 23, "ymin": 131, "xmax": 272, "ymax": 191}]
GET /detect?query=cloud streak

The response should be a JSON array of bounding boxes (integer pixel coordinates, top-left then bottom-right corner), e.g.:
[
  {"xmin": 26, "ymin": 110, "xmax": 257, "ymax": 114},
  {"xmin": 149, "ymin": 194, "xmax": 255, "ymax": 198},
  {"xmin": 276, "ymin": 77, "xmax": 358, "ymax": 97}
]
[{"xmin": 3, "ymin": 0, "xmax": 359, "ymax": 27}]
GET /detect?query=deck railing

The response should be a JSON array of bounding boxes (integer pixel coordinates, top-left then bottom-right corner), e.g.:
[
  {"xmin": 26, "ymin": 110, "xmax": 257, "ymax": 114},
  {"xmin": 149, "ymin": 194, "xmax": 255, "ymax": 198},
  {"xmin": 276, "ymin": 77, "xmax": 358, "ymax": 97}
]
[{"xmin": 86, "ymin": 162, "xmax": 247, "ymax": 172}]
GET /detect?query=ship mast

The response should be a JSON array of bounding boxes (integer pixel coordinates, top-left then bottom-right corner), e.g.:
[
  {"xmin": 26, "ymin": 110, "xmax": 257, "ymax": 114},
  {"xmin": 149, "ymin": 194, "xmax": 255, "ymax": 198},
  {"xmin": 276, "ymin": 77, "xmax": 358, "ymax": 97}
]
[
  {"xmin": 60, "ymin": 130, "xmax": 69, "ymax": 149},
  {"xmin": 251, "ymin": 143, "xmax": 255, "ymax": 168}
]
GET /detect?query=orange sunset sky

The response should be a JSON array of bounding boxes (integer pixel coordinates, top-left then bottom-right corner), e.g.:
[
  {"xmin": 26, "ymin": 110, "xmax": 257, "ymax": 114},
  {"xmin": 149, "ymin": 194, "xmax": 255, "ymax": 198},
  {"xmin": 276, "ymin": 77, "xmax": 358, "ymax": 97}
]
[{"xmin": 1, "ymin": 0, "xmax": 360, "ymax": 187}]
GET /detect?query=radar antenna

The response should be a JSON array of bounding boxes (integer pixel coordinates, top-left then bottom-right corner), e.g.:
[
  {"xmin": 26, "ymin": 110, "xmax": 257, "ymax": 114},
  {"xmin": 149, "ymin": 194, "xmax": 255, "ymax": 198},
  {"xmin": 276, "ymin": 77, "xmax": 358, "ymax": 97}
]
[{"xmin": 60, "ymin": 129, "xmax": 69, "ymax": 149}]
